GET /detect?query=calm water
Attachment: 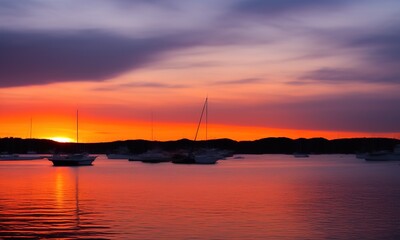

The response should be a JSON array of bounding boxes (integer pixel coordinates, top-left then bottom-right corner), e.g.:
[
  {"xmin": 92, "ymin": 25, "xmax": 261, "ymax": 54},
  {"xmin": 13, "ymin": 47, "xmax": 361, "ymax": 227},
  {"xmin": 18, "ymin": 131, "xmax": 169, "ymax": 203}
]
[{"xmin": 1, "ymin": 154, "xmax": 400, "ymax": 239}]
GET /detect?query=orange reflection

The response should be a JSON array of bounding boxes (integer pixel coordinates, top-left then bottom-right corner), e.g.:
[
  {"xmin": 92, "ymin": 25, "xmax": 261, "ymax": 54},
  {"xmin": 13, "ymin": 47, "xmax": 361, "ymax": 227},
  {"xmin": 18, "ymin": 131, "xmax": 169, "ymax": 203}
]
[{"xmin": 54, "ymin": 168, "xmax": 66, "ymax": 208}]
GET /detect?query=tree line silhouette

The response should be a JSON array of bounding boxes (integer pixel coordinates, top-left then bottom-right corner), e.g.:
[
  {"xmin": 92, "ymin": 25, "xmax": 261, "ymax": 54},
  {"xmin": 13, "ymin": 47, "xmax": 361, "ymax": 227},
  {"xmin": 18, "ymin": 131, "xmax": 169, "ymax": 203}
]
[{"xmin": 1, "ymin": 137, "xmax": 399, "ymax": 155}]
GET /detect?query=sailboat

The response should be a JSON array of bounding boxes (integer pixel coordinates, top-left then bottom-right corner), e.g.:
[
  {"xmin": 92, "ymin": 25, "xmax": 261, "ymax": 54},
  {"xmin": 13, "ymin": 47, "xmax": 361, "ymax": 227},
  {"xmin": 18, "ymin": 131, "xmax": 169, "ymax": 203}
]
[
  {"xmin": 0, "ymin": 153, "xmax": 44, "ymax": 160},
  {"xmin": 48, "ymin": 110, "xmax": 97, "ymax": 166},
  {"xmin": 364, "ymin": 144, "xmax": 400, "ymax": 161},
  {"xmin": 129, "ymin": 149, "xmax": 172, "ymax": 163},
  {"xmin": 172, "ymin": 97, "xmax": 221, "ymax": 164},
  {"xmin": 0, "ymin": 118, "xmax": 44, "ymax": 160}
]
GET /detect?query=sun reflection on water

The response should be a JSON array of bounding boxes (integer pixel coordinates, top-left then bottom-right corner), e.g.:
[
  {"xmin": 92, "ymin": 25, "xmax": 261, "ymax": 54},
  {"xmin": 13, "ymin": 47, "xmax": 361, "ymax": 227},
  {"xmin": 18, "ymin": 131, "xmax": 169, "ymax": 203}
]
[{"xmin": 49, "ymin": 137, "xmax": 74, "ymax": 143}]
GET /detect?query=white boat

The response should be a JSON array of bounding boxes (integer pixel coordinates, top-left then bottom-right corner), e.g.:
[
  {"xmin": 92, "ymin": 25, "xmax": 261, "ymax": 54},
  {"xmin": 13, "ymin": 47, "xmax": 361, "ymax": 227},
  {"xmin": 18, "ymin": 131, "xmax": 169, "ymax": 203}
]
[
  {"xmin": 129, "ymin": 150, "xmax": 171, "ymax": 163},
  {"xmin": 194, "ymin": 152, "xmax": 220, "ymax": 164},
  {"xmin": 364, "ymin": 145, "xmax": 400, "ymax": 161},
  {"xmin": 106, "ymin": 146, "xmax": 133, "ymax": 159},
  {"xmin": 107, "ymin": 153, "xmax": 134, "ymax": 159},
  {"xmin": 48, "ymin": 110, "xmax": 97, "ymax": 166},
  {"xmin": 0, "ymin": 154, "xmax": 44, "ymax": 160},
  {"xmin": 355, "ymin": 152, "xmax": 368, "ymax": 159},
  {"xmin": 172, "ymin": 97, "xmax": 221, "ymax": 165},
  {"xmin": 192, "ymin": 148, "xmax": 227, "ymax": 164},
  {"xmin": 0, "ymin": 119, "xmax": 45, "ymax": 161},
  {"xmin": 293, "ymin": 153, "xmax": 309, "ymax": 158}
]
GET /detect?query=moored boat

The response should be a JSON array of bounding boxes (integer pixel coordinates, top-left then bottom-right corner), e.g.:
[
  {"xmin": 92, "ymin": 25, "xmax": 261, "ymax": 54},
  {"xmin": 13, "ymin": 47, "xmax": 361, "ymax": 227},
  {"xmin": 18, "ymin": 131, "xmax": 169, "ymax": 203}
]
[
  {"xmin": 107, "ymin": 153, "xmax": 134, "ymax": 159},
  {"xmin": 48, "ymin": 110, "xmax": 97, "ymax": 166},
  {"xmin": 0, "ymin": 154, "xmax": 44, "ymax": 160},
  {"xmin": 48, "ymin": 153, "xmax": 97, "ymax": 166},
  {"xmin": 364, "ymin": 145, "xmax": 400, "ymax": 161},
  {"xmin": 194, "ymin": 148, "xmax": 225, "ymax": 164},
  {"xmin": 129, "ymin": 150, "xmax": 171, "ymax": 163},
  {"xmin": 172, "ymin": 97, "xmax": 222, "ymax": 165},
  {"xmin": 293, "ymin": 152, "xmax": 309, "ymax": 158}
]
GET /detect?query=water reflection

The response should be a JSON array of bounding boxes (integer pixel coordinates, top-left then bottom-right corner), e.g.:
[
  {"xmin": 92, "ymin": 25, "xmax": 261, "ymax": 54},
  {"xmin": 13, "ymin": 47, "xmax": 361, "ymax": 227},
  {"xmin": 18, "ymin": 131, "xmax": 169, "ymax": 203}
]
[
  {"xmin": 54, "ymin": 168, "xmax": 81, "ymax": 231},
  {"xmin": 1, "ymin": 155, "xmax": 400, "ymax": 239},
  {"xmin": 0, "ymin": 165, "xmax": 112, "ymax": 239}
]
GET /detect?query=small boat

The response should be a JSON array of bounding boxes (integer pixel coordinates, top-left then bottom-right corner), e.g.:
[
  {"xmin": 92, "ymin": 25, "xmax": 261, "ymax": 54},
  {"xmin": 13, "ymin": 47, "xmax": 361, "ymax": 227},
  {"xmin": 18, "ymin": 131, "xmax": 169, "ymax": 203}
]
[
  {"xmin": 106, "ymin": 146, "xmax": 133, "ymax": 159},
  {"xmin": 194, "ymin": 148, "xmax": 226, "ymax": 164},
  {"xmin": 194, "ymin": 153, "xmax": 219, "ymax": 164},
  {"xmin": 364, "ymin": 145, "xmax": 400, "ymax": 161},
  {"xmin": 171, "ymin": 152, "xmax": 196, "ymax": 164},
  {"xmin": 48, "ymin": 153, "xmax": 96, "ymax": 166},
  {"xmin": 0, "ymin": 154, "xmax": 44, "ymax": 160},
  {"xmin": 293, "ymin": 152, "xmax": 309, "ymax": 158},
  {"xmin": 355, "ymin": 152, "xmax": 368, "ymax": 159},
  {"xmin": 48, "ymin": 110, "xmax": 97, "ymax": 166},
  {"xmin": 107, "ymin": 153, "xmax": 134, "ymax": 159},
  {"xmin": 129, "ymin": 150, "xmax": 171, "ymax": 163},
  {"xmin": 172, "ymin": 97, "xmax": 222, "ymax": 165}
]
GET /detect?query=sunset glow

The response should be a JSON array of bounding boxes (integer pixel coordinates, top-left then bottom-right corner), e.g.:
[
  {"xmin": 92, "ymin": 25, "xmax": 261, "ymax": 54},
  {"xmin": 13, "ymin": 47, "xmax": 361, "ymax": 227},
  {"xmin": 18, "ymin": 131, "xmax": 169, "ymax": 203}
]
[
  {"xmin": 0, "ymin": 1, "xmax": 399, "ymax": 142},
  {"xmin": 49, "ymin": 137, "xmax": 74, "ymax": 143}
]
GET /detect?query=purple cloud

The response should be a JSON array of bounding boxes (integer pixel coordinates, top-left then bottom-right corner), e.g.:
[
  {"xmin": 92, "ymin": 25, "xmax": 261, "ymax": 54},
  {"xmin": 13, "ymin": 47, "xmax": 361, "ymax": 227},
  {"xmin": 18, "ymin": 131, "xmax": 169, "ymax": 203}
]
[
  {"xmin": 209, "ymin": 93, "xmax": 400, "ymax": 133},
  {"xmin": 93, "ymin": 82, "xmax": 187, "ymax": 91},
  {"xmin": 212, "ymin": 78, "xmax": 263, "ymax": 85},
  {"xmin": 297, "ymin": 68, "xmax": 400, "ymax": 85},
  {"xmin": 233, "ymin": 0, "xmax": 347, "ymax": 17},
  {"xmin": 0, "ymin": 30, "xmax": 199, "ymax": 87},
  {"xmin": 349, "ymin": 29, "xmax": 400, "ymax": 65}
]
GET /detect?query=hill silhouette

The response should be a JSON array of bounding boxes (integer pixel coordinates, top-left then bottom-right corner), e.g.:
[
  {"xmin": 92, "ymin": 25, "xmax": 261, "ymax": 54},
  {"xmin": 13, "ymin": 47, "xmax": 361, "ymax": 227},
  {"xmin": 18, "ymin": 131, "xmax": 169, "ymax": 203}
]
[{"xmin": 1, "ymin": 137, "xmax": 399, "ymax": 155}]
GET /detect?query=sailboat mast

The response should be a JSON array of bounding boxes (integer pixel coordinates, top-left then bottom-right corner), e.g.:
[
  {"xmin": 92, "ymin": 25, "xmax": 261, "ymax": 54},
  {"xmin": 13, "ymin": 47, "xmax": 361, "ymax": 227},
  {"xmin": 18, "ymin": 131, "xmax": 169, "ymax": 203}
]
[
  {"xmin": 151, "ymin": 112, "xmax": 154, "ymax": 141},
  {"xmin": 76, "ymin": 110, "xmax": 79, "ymax": 144},
  {"xmin": 30, "ymin": 117, "xmax": 32, "ymax": 139},
  {"xmin": 193, "ymin": 97, "xmax": 207, "ymax": 142},
  {"xmin": 206, "ymin": 97, "xmax": 208, "ymax": 141}
]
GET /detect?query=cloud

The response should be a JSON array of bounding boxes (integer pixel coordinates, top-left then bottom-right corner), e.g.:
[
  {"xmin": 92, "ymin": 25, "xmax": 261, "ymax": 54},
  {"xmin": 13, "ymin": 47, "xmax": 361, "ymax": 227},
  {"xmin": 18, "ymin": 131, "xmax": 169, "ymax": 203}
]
[
  {"xmin": 87, "ymin": 92, "xmax": 398, "ymax": 134},
  {"xmin": 296, "ymin": 68, "xmax": 400, "ymax": 85},
  {"xmin": 273, "ymin": 93, "xmax": 400, "ymax": 132},
  {"xmin": 0, "ymin": 30, "xmax": 199, "ymax": 87},
  {"xmin": 348, "ymin": 29, "xmax": 400, "ymax": 65},
  {"xmin": 209, "ymin": 92, "xmax": 400, "ymax": 133},
  {"xmin": 296, "ymin": 24, "xmax": 400, "ymax": 85},
  {"xmin": 212, "ymin": 78, "xmax": 264, "ymax": 85},
  {"xmin": 233, "ymin": 0, "xmax": 347, "ymax": 18},
  {"xmin": 1, "ymin": 0, "xmax": 399, "ymax": 89},
  {"xmin": 0, "ymin": 0, "xmax": 228, "ymax": 35},
  {"xmin": 93, "ymin": 81, "xmax": 187, "ymax": 91}
]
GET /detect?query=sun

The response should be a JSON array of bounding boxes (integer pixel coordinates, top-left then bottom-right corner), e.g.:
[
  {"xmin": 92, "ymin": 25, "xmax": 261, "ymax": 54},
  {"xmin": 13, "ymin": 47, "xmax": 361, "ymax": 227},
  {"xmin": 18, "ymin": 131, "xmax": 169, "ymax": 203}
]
[{"xmin": 49, "ymin": 137, "xmax": 74, "ymax": 143}]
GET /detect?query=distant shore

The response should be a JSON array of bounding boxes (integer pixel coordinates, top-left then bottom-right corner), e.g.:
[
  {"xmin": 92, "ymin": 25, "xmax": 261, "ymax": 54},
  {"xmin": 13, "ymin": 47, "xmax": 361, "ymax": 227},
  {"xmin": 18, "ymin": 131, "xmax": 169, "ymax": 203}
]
[{"xmin": 1, "ymin": 137, "xmax": 399, "ymax": 155}]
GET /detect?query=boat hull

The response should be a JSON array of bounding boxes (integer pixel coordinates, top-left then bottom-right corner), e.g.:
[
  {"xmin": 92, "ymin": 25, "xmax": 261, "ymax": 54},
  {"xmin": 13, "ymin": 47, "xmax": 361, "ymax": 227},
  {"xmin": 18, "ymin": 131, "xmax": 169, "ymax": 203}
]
[
  {"xmin": 107, "ymin": 154, "xmax": 133, "ymax": 159},
  {"xmin": 140, "ymin": 158, "xmax": 171, "ymax": 163},
  {"xmin": 364, "ymin": 154, "xmax": 400, "ymax": 161},
  {"xmin": 194, "ymin": 155, "xmax": 219, "ymax": 164},
  {"xmin": 294, "ymin": 154, "xmax": 309, "ymax": 158},
  {"xmin": 50, "ymin": 159, "xmax": 95, "ymax": 166},
  {"xmin": 48, "ymin": 155, "xmax": 97, "ymax": 166},
  {"xmin": 0, "ymin": 155, "xmax": 44, "ymax": 160},
  {"xmin": 128, "ymin": 151, "xmax": 171, "ymax": 163}
]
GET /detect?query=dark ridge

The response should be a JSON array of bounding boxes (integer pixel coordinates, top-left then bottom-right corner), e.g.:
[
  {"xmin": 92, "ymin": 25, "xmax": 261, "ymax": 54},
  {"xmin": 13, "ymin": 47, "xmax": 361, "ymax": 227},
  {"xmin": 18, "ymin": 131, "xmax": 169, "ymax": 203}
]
[{"xmin": 0, "ymin": 137, "xmax": 399, "ymax": 154}]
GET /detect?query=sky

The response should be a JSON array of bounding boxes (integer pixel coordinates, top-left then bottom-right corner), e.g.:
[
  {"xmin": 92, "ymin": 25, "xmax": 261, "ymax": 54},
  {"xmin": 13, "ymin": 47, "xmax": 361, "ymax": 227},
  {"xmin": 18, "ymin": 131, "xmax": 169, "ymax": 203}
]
[{"xmin": 1, "ymin": 0, "xmax": 400, "ymax": 142}]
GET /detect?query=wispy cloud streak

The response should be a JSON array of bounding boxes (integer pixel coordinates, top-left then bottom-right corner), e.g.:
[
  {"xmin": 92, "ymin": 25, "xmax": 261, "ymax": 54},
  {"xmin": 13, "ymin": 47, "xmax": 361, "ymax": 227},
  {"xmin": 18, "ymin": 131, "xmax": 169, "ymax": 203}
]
[
  {"xmin": 212, "ymin": 78, "xmax": 264, "ymax": 85},
  {"xmin": 0, "ymin": 30, "xmax": 200, "ymax": 87},
  {"xmin": 93, "ymin": 81, "xmax": 187, "ymax": 91}
]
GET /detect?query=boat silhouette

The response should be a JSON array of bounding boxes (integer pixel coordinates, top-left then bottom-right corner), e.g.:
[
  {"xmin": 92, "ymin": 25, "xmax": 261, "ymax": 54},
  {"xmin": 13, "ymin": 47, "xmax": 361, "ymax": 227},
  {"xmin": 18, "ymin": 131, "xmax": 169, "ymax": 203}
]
[{"xmin": 48, "ymin": 110, "xmax": 97, "ymax": 166}]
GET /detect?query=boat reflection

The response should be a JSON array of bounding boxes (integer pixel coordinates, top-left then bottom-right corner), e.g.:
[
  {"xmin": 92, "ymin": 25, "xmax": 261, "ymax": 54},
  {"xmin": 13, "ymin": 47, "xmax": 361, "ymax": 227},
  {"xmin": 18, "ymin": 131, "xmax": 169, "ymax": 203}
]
[
  {"xmin": 0, "ymin": 167, "xmax": 113, "ymax": 239},
  {"xmin": 50, "ymin": 168, "xmax": 112, "ymax": 238},
  {"xmin": 54, "ymin": 168, "xmax": 81, "ymax": 229}
]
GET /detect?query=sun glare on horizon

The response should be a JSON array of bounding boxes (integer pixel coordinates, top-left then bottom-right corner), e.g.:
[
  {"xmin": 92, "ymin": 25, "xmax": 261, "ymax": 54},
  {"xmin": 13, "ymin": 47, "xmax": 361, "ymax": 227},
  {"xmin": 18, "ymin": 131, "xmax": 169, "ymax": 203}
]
[{"xmin": 49, "ymin": 137, "xmax": 74, "ymax": 143}]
